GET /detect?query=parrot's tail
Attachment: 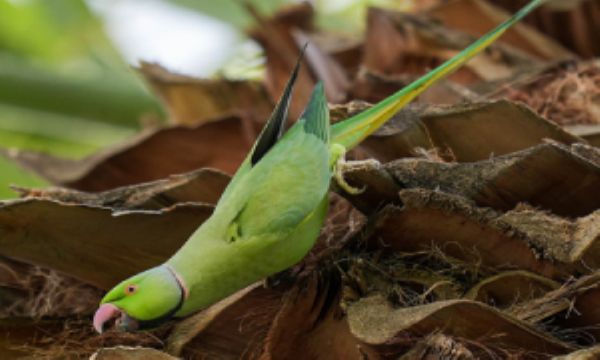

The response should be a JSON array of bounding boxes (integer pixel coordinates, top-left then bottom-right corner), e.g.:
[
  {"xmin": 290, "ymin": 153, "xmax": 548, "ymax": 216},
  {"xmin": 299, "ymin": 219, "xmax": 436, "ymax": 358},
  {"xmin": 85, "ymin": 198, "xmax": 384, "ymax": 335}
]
[{"xmin": 330, "ymin": 0, "xmax": 546, "ymax": 150}]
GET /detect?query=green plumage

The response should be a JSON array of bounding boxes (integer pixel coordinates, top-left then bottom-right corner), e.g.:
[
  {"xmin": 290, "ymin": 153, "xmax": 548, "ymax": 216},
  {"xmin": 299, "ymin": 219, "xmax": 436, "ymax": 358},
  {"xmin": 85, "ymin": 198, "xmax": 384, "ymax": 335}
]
[
  {"xmin": 168, "ymin": 82, "xmax": 331, "ymax": 315},
  {"xmin": 95, "ymin": 0, "xmax": 547, "ymax": 332}
]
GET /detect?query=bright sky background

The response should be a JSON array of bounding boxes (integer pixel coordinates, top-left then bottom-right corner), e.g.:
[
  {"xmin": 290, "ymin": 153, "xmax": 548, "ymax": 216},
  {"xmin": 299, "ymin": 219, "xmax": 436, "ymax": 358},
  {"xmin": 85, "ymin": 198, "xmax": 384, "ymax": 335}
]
[
  {"xmin": 86, "ymin": 0, "xmax": 410, "ymax": 77},
  {"xmin": 87, "ymin": 0, "xmax": 241, "ymax": 77}
]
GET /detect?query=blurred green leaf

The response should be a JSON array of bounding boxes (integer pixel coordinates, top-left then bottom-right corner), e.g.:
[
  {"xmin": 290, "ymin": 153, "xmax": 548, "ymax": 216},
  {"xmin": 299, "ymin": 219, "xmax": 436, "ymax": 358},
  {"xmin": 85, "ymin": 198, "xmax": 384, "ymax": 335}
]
[
  {"xmin": 0, "ymin": 103, "xmax": 135, "ymax": 199},
  {"xmin": 0, "ymin": 130, "xmax": 97, "ymax": 157},
  {"xmin": 0, "ymin": 156, "xmax": 46, "ymax": 199},
  {"xmin": 0, "ymin": 0, "xmax": 122, "ymax": 68},
  {"xmin": 0, "ymin": 0, "xmax": 167, "ymax": 198},
  {"xmin": 0, "ymin": 103, "xmax": 134, "ymax": 156},
  {"xmin": 0, "ymin": 0, "xmax": 164, "ymax": 128},
  {"xmin": 0, "ymin": 54, "xmax": 162, "ymax": 127}
]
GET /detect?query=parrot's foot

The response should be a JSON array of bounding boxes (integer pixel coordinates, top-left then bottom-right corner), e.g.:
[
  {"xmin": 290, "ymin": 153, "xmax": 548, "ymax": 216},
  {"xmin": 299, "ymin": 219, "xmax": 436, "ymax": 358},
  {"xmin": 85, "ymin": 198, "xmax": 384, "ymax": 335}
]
[
  {"xmin": 330, "ymin": 143, "xmax": 368, "ymax": 195},
  {"xmin": 334, "ymin": 158, "xmax": 366, "ymax": 195}
]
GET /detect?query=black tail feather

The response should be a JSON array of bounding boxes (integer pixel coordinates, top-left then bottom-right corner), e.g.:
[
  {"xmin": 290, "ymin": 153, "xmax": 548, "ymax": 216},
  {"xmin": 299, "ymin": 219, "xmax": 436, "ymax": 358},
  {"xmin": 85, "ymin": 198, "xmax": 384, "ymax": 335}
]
[{"xmin": 250, "ymin": 44, "xmax": 307, "ymax": 166}]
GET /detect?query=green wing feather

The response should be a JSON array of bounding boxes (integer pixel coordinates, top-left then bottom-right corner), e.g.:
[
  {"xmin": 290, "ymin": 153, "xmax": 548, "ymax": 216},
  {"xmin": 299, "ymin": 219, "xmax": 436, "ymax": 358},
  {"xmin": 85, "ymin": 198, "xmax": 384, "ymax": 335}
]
[
  {"xmin": 301, "ymin": 82, "xmax": 330, "ymax": 143},
  {"xmin": 331, "ymin": 0, "xmax": 547, "ymax": 150},
  {"xmin": 228, "ymin": 82, "xmax": 330, "ymax": 238},
  {"xmin": 217, "ymin": 46, "xmax": 305, "ymax": 207},
  {"xmin": 167, "ymin": 79, "xmax": 331, "ymax": 314}
]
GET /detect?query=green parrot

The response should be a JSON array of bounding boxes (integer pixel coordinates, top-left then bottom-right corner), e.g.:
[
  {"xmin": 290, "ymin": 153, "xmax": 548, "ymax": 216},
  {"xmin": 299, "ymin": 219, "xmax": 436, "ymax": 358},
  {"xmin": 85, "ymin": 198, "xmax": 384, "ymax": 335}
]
[{"xmin": 94, "ymin": 0, "xmax": 546, "ymax": 332}]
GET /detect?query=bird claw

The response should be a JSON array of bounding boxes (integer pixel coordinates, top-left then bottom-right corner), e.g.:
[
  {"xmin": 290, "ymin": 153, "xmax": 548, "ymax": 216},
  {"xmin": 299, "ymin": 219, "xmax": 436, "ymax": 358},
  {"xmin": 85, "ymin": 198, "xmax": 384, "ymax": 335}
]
[
  {"xmin": 334, "ymin": 157, "xmax": 366, "ymax": 195},
  {"xmin": 329, "ymin": 143, "xmax": 372, "ymax": 195}
]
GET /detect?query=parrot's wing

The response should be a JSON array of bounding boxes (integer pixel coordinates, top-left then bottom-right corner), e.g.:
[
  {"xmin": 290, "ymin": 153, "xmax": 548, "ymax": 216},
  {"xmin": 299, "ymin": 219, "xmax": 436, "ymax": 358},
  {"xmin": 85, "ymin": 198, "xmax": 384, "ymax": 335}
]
[
  {"xmin": 226, "ymin": 82, "xmax": 331, "ymax": 240},
  {"xmin": 217, "ymin": 46, "xmax": 305, "ymax": 208},
  {"xmin": 298, "ymin": 82, "xmax": 329, "ymax": 143},
  {"xmin": 331, "ymin": 0, "xmax": 546, "ymax": 150}
]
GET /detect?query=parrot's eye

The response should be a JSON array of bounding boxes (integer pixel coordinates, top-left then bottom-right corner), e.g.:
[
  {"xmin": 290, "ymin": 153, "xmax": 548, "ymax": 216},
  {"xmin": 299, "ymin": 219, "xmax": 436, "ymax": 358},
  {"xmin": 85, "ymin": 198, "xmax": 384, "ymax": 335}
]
[{"xmin": 125, "ymin": 284, "xmax": 138, "ymax": 295}]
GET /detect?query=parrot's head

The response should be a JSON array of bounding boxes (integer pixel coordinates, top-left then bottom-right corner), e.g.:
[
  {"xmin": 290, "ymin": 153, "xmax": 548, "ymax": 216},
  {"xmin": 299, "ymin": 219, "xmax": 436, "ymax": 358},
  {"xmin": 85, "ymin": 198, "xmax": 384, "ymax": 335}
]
[{"xmin": 93, "ymin": 265, "xmax": 187, "ymax": 333}]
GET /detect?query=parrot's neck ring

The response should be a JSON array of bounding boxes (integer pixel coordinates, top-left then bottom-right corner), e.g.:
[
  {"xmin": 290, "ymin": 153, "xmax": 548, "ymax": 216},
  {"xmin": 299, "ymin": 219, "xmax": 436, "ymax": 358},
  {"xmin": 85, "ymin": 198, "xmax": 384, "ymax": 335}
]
[{"xmin": 165, "ymin": 264, "xmax": 189, "ymax": 300}]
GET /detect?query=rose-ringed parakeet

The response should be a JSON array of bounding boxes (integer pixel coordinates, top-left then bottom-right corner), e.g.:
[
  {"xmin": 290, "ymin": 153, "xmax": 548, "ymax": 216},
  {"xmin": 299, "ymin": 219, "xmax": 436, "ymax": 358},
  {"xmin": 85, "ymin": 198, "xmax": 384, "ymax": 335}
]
[{"xmin": 94, "ymin": 0, "xmax": 547, "ymax": 333}]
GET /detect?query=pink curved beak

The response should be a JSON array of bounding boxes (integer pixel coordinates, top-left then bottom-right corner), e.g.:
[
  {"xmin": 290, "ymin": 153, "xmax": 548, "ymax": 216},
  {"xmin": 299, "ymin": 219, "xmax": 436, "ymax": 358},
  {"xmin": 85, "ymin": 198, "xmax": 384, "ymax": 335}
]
[{"xmin": 93, "ymin": 303, "xmax": 120, "ymax": 334}]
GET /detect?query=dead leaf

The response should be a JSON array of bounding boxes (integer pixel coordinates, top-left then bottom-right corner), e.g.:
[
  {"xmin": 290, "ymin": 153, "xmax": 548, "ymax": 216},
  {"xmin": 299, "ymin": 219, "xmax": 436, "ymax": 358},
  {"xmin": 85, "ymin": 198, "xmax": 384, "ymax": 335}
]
[
  {"xmin": 294, "ymin": 30, "xmax": 350, "ymax": 104},
  {"xmin": 347, "ymin": 295, "xmax": 572, "ymax": 356},
  {"xmin": 1, "ymin": 116, "xmax": 257, "ymax": 191},
  {"xmin": 140, "ymin": 62, "xmax": 272, "ymax": 126},
  {"xmin": 358, "ymin": 187, "xmax": 600, "ymax": 284},
  {"xmin": 360, "ymin": 100, "xmax": 582, "ymax": 163},
  {"xmin": 554, "ymin": 278, "xmax": 600, "ymax": 342},
  {"xmin": 567, "ymin": 124, "xmax": 600, "ymax": 148},
  {"xmin": 509, "ymin": 272, "xmax": 600, "ymax": 334},
  {"xmin": 14, "ymin": 168, "xmax": 230, "ymax": 210},
  {"xmin": 465, "ymin": 271, "xmax": 560, "ymax": 308},
  {"xmin": 260, "ymin": 274, "xmax": 376, "ymax": 360},
  {"xmin": 167, "ymin": 283, "xmax": 282, "ymax": 359},
  {"xmin": 492, "ymin": 0, "xmax": 600, "ymax": 58},
  {"xmin": 0, "ymin": 198, "xmax": 212, "ymax": 289},
  {"xmin": 369, "ymin": 189, "xmax": 568, "ymax": 279},
  {"xmin": 343, "ymin": 143, "xmax": 600, "ymax": 217},
  {"xmin": 248, "ymin": 3, "xmax": 319, "ymax": 119},
  {"xmin": 351, "ymin": 69, "xmax": 479, "ymax": 105},
  {"xmin": 309, "ymin": 31, "xmax": 363, "ymax": 81},
  {"xmin": 362, "ymin": 7, "xmax": 538, "ymax": 85},
  {"xmin": 428, "ymin": 0, "xmax": 575, "ymax": 61},
  {"xmin": 340, "ymin": 251, "xmax": 463, "ymax": 305}
]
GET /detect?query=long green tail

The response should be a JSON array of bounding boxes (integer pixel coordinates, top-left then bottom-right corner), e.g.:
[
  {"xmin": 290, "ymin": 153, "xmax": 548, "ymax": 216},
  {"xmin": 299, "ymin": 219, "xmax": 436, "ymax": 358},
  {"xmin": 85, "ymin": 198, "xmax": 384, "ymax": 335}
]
[{"xmin": 331, "ymin": 0, "xmax": 546, "ymax": 150}]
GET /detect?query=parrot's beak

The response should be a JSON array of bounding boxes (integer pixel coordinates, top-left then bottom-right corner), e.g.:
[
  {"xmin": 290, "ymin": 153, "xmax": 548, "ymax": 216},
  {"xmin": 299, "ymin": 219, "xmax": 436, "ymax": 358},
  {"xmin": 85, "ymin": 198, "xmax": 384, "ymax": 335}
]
[{"xmin": 93, "ymin": 303, "xmax": 139, "ymax": 333}]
